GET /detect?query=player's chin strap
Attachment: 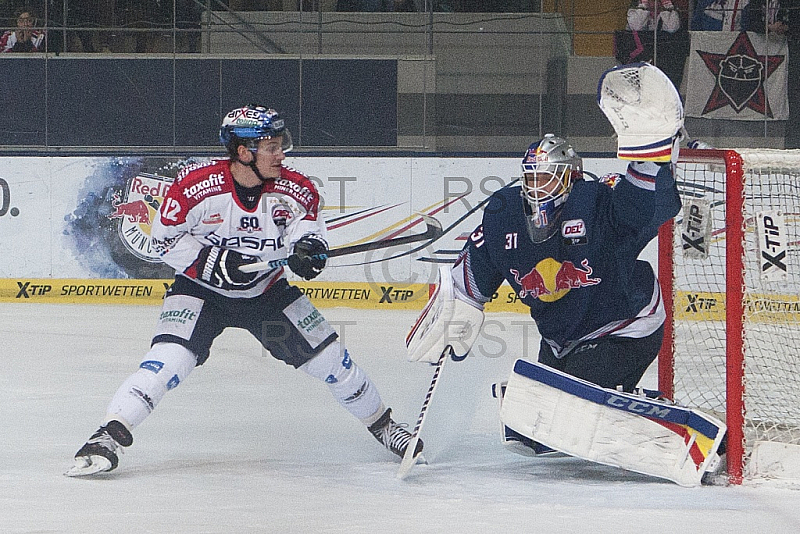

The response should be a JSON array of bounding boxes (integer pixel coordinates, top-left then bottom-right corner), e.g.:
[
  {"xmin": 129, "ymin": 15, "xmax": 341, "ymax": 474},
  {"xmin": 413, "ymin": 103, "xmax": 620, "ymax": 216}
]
[
  {"xmin": 237, "ymin": 152, "xmax": 270, "ymax": 183},
  {"xmin": 229, "ymin": 142, "xmax": 272, "ymax": 183}
]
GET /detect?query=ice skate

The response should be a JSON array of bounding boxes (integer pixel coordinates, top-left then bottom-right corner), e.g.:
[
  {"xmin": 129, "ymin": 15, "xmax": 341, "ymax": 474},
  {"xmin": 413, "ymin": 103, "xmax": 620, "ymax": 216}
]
[
  {"xmin": 702, "ymin": 433, "xmax": 728, "ymax": 486},
  {"xmin": 368, "ymin": 408, "xmax": 423, "ymax": 460},
  {"xmin": 65, "ymin": 420, "xmax": 133, "ymax": 477}
]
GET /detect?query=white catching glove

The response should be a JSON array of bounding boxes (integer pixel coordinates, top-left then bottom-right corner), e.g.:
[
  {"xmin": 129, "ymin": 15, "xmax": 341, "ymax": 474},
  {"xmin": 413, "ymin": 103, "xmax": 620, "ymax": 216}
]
[{"xmin": 597, "ymin": 62, "xmax": 685, "ymax": 163}]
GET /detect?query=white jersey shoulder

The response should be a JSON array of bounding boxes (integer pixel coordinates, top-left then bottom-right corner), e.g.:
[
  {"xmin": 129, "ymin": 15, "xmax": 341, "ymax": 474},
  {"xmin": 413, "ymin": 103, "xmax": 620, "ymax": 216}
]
[{"xmin": 152, "ymin": 160, "xmax": 326, "ymax": 297}]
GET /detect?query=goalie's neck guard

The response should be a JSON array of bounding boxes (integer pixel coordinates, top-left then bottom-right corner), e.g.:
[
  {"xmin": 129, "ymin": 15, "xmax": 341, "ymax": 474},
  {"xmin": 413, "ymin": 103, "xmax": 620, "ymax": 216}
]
[{"xmin": 522, "ymin": 195, "xmax": 561, "ymax": 244}]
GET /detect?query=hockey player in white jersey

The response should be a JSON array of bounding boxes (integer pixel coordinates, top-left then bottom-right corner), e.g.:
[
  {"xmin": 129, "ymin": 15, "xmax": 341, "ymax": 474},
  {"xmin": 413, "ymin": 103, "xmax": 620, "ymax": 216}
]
[{"xmin": 66, "ymin": 105, "xmax": 421, "ymax": 476}]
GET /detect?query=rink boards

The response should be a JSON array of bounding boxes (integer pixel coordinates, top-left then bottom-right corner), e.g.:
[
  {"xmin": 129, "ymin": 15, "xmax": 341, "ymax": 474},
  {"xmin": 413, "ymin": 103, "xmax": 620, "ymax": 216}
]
[{"xmin": 0, "ymin": 278, "xmax": 531, "ymax": 313}]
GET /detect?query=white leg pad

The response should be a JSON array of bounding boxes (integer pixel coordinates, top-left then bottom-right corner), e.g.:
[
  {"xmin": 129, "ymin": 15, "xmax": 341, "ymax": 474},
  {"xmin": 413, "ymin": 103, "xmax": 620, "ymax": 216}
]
[
  {"xmin": 300, "ymin": 341, "xmax": 383, "ymax": 423},
  {"xmin": 105, "ymin": 343, "xmax": 197, "ymax": 429},
  {"xmin": 500, "ymin": 359, "xmax": 727, "ymax": 487}
]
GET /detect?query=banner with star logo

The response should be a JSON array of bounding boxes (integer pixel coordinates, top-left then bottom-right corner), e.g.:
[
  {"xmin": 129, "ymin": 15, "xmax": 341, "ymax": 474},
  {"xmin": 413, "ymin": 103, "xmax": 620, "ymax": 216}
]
[{"xmin": 686, "ymin": 31, "xmax": 788, "ymax": 120}]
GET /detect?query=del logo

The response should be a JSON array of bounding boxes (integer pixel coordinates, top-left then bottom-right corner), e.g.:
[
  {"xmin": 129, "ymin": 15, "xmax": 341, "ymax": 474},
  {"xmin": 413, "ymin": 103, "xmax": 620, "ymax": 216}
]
[
  {"xmin": 561, "ymin": 219, "xmax": 586, "ymax": 244},
  {"xmin": 510, "ymin": 257, "xmax": 600, "ymax": 302},
  {"xmin": 108, "ymin": 173, "xmax": 173, "ymax": 262},
  {"xmin": 271, "ymin": 204, "xmax": 293, "ymax": 228},
  {"xmin": 562, "ymin": 220, "xmax": 584, "ymax": 236}
]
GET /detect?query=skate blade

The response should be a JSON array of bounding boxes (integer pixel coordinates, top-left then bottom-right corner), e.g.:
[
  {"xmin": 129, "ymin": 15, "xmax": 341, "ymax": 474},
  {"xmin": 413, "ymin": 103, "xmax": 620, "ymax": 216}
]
[{"xmin": 64, "ymin": 456, "xmax": 113, "ymax": 477}]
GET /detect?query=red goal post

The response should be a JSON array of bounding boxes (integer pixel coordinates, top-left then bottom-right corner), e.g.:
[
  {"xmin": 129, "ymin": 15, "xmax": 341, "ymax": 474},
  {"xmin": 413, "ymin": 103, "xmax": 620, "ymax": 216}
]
[{"xmin": 659, "ymin": 147, "xmax": 800, "ymax": 485}]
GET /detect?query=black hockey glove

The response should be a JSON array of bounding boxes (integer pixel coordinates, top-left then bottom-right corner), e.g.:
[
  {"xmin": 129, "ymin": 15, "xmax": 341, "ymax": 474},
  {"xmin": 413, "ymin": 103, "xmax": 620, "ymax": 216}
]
[
  {"xmin": 189, "ymin": 246, "xmax": 260, "ymax": 290},
  {"xmin": 287, "ymin": 235, "xmax": 328, "ymax": 280}
]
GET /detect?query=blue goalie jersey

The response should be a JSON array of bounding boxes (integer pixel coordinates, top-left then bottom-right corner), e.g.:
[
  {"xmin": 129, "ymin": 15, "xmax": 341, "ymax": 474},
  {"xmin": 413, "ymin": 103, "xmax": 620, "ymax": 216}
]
[{"xmin": 453, "ymin": 161, "xmax": 681, "ymax": 356}]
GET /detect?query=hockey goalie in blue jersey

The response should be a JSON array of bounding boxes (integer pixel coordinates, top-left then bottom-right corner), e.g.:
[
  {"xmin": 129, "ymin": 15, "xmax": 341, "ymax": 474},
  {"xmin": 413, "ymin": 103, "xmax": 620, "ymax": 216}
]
[
  {"xmin": 463, "ymin": 134, "xmax": 677, "ymax": 387},
  {"xmin": 406, "ymin": 63, "xmax": 727, "ymax": 486}
]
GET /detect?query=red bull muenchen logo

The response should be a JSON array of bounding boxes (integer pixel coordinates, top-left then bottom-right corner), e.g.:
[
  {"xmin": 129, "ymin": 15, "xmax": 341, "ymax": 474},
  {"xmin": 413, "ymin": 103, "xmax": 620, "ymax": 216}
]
[
  {"xmin": 510, "ymin": 257, "xmax": 600, "ymax": 302},
  {"xmin": 108, "ymin": 173, "xmax": 173, "ymax": 262}
]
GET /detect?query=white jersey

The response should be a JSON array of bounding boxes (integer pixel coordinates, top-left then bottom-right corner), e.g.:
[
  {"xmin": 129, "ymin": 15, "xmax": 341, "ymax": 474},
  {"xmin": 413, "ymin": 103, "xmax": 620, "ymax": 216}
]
[{"xmin": 152, "ymin": 159, "xmax": 326, "ymax": 298}]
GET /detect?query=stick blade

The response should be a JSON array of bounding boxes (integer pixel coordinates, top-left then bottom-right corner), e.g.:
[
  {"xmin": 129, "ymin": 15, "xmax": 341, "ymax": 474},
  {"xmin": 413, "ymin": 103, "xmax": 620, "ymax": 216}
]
[{"xmin": 396, "ymin": 439, "xmax": 424, "ymax": 480}]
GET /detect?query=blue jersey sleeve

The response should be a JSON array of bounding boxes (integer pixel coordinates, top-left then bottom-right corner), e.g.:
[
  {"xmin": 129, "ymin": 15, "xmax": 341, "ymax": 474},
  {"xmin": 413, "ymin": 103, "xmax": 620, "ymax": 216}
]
[
  {"xmin": 452, "ymin": 224, "xmax": 506, "ymax": 305},
  {"xmin": 608, "ymin": 161, "xmax": 680, "ymax": 240},
  {"xmin": 652, "ymin": 162, "xmax": 682, "ymax": 228}
]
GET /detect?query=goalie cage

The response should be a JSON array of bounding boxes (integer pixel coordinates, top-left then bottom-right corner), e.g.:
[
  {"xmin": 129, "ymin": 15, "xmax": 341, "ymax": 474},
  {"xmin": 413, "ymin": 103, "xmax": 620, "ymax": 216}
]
[{"xmin": 659, "ymin": 147, "xmax": 800, "ymax": 485}]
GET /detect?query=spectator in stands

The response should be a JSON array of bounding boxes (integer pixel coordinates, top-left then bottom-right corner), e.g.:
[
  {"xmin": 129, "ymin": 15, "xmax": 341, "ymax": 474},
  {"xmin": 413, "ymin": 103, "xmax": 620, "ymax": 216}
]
[
  {"xmin": 1, "ymin": 9, "xmax": 45, "ymax": 52},
  {"xmin": 692, "ymin": 0, "xmax": 750, "ymax": 31},
  {"xmin": 336, "ymin": 0, "xmax": 417, "ymax": 10},
  {"xmin": 627, "ymin": 0, "xmax": 681, "ymax": 33},
  {"xmin": 742, "ymin": 0, "xmax": 790, "ymax": 35},
  {"xmin": 742, "ymin": 0, "xmax": 800, "ymax": 148},
  {"xmin": 68, "ymin": 0, "xmax": 97, "ymax": 52},
  {"xmin": 617, "ymin": 1, "xmax": 689, "ymax": 88}
]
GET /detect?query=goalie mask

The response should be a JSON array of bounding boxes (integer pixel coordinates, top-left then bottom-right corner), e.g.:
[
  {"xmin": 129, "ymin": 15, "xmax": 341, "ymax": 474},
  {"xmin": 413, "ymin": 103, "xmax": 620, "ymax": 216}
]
[
  {"xmin": 521, "ymin": 134, "xmax": 582, "ymax": 243},
  {"xmin": 220, "ymin": 105, "xmax": 293, "ymax": 157}
]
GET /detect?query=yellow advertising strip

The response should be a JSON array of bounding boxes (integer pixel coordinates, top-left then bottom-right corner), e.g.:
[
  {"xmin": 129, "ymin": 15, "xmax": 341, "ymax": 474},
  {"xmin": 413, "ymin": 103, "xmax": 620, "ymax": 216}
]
[
  {"xmin": 675, "ymin": 290, "xmax": 800, "ymax": 323},
  {"xmin": 0, "ymin": 279, "xmax": 434, "ymax": 309},
  {"xmin": 294, "ymin": 281, "xmax": 430, "ymax": 310},
  {"xmin": 674, "ymin": 291, "xmax": 726, "ymax": 321},
  {"xmin": 484, "ymin": 286, "xmax": 532, "ymax": 314},
  {"xmin": 8, "ymin": 280, "xmax": 798, "ymax": 322},
  {"xmin": 745, "ymin": 293, "xmax": 800, "ymax": 323},
  {"xmin": 0, "ymin": 279, "xmax": 173, "ymax": 304},
  {"xmin": 0, "ymin": 278, "xmax": 533, "ymax": 313}
]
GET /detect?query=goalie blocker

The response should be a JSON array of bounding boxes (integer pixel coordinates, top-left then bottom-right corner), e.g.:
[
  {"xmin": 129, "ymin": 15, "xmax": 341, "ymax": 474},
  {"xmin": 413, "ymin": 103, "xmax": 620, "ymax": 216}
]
[
  {"xmin": 406, "ymin": 266, "xmax": 485, "ymax": 363},
  {"xmin": 500, "ymin": 359, "xmax": 726, "ymax": 487}
]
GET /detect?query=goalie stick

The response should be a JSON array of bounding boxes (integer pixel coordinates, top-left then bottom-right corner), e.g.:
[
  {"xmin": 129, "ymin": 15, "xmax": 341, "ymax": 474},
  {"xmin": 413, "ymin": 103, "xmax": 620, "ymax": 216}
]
[
  {"xmin": 240, "ymin": 214, "xmax": 443, "ymax": 273},
  {"xmin": 397, "ymin": 345, "xmax": 453, "ymax": 480}
]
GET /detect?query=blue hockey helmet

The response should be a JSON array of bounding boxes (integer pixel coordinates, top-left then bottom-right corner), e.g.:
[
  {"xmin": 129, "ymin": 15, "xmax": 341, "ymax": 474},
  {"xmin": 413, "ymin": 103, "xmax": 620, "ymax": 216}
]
[
  {"xmin": 220, "ymin": 105, "xmax": 293, "ymax": 156},
  {"xmin": 520, "ymin": 134, "xmax": 582, "ymax": 243}
]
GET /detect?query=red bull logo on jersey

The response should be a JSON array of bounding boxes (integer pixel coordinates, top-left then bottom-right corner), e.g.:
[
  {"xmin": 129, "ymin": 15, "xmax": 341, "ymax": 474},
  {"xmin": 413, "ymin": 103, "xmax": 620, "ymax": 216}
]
[
  {"xmin": 510, "ymin": 257, "xmax": 600, "ymax": 302},
  {"xmin": 108, "ymin": 173, "xmax": 173, "ymax": 262}
]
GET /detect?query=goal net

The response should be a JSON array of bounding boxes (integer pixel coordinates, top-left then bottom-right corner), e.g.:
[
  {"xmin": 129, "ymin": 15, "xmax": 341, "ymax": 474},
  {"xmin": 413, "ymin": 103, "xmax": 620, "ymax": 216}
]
[{"xmin": 659, "ymin": 148, "xmax": 800, "ymax": 484}]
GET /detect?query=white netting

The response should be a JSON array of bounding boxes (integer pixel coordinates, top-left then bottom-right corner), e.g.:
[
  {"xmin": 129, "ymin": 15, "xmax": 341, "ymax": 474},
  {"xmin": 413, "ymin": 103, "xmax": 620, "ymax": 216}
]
[{"xmin": 671, "ymin": 150, "xmax": 800, "ymax": 465}]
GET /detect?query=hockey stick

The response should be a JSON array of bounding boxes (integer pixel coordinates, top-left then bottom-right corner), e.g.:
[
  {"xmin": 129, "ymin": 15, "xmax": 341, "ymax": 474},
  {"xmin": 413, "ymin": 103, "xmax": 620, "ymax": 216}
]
[
  {"xmin": 345, "ymin": 180, "xmax": 520, "ymax": 267},
  {"xmin": 239, "ymin": 214, "xmax": 443, "ymax": 273},
  {"xmin": 397, "ymin": 345, "xmax": 453, "ymax": 480}
]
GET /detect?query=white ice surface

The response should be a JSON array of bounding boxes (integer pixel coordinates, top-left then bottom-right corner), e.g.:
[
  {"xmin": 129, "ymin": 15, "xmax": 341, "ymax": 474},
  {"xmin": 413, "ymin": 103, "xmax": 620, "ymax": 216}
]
[{"xmin": 2, "ymin": 304, "xmax": 800, "ymax": 533}]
